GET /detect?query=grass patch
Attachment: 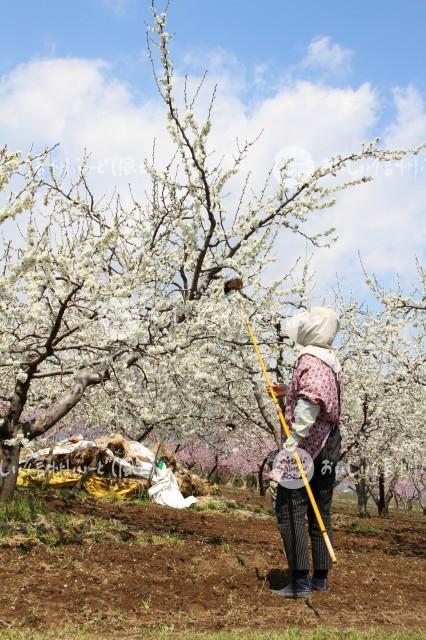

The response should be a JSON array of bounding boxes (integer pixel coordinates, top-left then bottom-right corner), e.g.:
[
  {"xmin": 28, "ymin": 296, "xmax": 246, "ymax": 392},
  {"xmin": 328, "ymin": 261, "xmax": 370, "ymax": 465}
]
[
  {"xmin": 0, "ymin": 490, "xmax": 186, "ymax": 549},
  {"xmin": 191, "ymin": 497, "xmax": 273, "ymax": 518},
  {"xmin": 207, "ymin": 501, "xmax": 222, "ymax": 511},
  {"xmin": 0, "ymin": 492, "xmax": 46, "ymax": 523},
  {"xmin": 159, "ymin": 632, "xmax": 426, "ymax": 640},
  {"xmin": 0, "ymin": 491, "xmax": 132, "ymax": 546},
  {"xmin": 134, "ymin": 530, "xmax": 184, "ymax": 546},
  {"xmin": 349, "ymin": 522, "xmax": 383, "ymax": 534},
  {"xmin": 0, "ymin": 627, "xmax": 423, "ymax": 640},
  {"xmin": 129, "ymin": 489, "xmax": 150, "ymax": 504}
]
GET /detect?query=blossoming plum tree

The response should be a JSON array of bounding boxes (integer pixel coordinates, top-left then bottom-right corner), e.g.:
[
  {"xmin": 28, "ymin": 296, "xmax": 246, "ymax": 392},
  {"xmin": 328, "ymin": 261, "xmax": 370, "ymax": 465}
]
[
  {"xmin": 0, "ymin": 3, "xmax": 424, "ymax": 503},
  {"xmin": 336, "ymin": 265, "xmax": 425, "ymax": 515}
]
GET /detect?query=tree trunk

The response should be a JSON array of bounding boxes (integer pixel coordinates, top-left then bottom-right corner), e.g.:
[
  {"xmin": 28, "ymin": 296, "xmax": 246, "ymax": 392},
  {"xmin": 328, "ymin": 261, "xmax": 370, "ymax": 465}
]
[
  {"xmin": 29, "ymin": 371, "xmax": 107, "ymax": 438},
  {"xmin": 351, "ymin": 462, "xmax": 370, "ymax": 517},
  {"xmin": 258, "ymin": 455, "xmax": 268, "ymax": 497},
  {"xmin": 378, "ymin": 470, "xmax": 388, "ymax": 516},
  {"xmin": 404, "ymin": 499, "xmax": 413, "ymax": 512},
  {"xmin": 207, "ymin": 454, "xmax": 219, "ymax": 482},
  {"xmin": 0, "ymin": 444, "xmax": 20, "ymax": 502},
  {"xmin": 0, "ymin": 370, "xmax": 107, "ymax": 502},
  {"xmin": 356, "ymin": 476, "xmax": 370, "ymax": 517}
]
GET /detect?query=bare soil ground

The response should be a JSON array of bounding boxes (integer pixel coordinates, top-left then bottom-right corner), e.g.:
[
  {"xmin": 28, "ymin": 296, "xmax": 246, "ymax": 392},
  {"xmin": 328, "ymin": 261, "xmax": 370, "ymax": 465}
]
[{"xmin": 0, "ymin": 488, "xmax": 424, "ymax": 636}]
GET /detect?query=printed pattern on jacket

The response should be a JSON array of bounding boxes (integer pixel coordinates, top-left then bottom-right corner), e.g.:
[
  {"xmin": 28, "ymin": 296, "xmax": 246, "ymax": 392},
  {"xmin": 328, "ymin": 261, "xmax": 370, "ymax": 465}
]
[{"xmin": 285, "ymin": 354, "xmax": 341, "ymax": 460}]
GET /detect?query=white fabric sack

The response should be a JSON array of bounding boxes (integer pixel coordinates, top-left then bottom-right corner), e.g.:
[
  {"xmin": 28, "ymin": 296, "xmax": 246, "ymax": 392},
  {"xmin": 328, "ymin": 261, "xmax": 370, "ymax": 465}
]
[{"xmin": 148, "ymin": 465, "xmax": 197, "ymax": 509}]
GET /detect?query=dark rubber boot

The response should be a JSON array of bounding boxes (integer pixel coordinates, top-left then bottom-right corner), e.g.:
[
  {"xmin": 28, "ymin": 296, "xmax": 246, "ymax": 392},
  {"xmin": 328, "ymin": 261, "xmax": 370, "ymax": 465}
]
[
  {"xmin": 310, "ymin": 576, "xmax": 328, "ymax": 592},
  {"xmin": 271, "ymin": 576, "xmax": 311, "ymax": 599}
]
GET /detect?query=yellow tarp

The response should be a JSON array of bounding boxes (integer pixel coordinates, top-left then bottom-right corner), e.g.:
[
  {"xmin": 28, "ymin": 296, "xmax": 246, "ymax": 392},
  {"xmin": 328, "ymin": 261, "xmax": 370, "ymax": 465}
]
[
  {"xmin": 17, "ymin": 469, "xmax": 144, "ymax": 500},
  {"xmin": 83, "ymin": 475, "xmax": 143, "ymax": 500},
  {"xmin": 18, "ymin": 469, "xmax": 81, "ymax": 487}
]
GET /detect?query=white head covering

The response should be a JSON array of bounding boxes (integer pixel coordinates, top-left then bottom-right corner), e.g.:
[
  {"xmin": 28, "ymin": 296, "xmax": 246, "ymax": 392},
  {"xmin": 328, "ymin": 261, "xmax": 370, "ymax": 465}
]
[{"xmin": 285, "ymin": 306, "xmax": 341, "ymax": 374}]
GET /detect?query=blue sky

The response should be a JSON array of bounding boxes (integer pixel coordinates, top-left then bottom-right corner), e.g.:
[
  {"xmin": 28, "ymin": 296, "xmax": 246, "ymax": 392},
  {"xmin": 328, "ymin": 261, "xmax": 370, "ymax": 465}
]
[
  {"xmin": 2, "ymin": 0, "xmax": 425, "ymax": 99},
  {"xmin": 1, "ymin": 0, "xmax": 425, "ymax": 298}
]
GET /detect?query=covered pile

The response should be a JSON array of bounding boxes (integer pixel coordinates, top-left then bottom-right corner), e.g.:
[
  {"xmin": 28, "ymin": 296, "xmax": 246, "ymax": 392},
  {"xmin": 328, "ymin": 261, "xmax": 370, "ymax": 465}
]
[{"xmin": 18, "ymin": 435, "xmax": 207, "ymax": 509}]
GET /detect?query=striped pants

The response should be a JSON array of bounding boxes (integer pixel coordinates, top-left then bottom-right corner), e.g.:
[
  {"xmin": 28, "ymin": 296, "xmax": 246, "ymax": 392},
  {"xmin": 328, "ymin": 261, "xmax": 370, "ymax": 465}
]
[{"xmin": 275, "ymin": 430, "xmax": 339, "ymax": 571}]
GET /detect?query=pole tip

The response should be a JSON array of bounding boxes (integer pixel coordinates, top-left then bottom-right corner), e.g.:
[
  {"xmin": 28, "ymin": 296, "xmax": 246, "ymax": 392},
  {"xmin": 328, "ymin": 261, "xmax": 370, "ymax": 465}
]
[{"xmin": 224, "ymin": 277, "xmax": 243, "ymax": 295}]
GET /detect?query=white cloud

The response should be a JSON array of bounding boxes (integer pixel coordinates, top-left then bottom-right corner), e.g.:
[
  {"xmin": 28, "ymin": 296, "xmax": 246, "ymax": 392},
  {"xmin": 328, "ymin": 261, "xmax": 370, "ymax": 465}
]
[
  {"xmin": 309, "ymin": 85, "xmax": 426, "ymax": 294},
  {"xmin": 385, "ymin": 85, "xmax": 426, "ymax": 147},
  {"xmin": 101, "ymin": 0, "xmax": 128, "ymax": 15},
  {"xmin": 182, "ymin": 48, "xmax": 247, "ymax": 95},
  {"xmin": 0, "ymin": 57, "xmax": 168, "ymax": 196},
  {"xmin": 301, "ymin": 36, "xmax": 353, "ymax": 76},
  {"xmin": 0, "ymin": 53, "xmax": 424, "ymax": 300}
]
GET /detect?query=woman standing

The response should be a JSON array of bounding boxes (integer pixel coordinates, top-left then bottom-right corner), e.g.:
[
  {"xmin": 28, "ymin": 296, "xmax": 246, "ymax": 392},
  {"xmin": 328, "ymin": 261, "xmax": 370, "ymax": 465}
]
[{"xmin": 269, "ymin": 307, "xmax": 342, "ymax": 598}]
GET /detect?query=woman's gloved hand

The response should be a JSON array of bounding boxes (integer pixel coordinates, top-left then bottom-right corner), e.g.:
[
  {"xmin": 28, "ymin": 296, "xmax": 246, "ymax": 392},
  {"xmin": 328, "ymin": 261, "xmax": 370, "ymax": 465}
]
[
  {"xmin": 267, "ymin": 383, "xmax": 287, "ymax": 398},
  {"xmin": 283, "ymin": 433, "xmax": 301, "ymax": 453}
]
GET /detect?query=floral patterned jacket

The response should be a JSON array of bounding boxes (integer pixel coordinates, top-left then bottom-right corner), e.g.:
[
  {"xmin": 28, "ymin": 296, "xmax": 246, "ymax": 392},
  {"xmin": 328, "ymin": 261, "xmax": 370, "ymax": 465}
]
[{"xmin": 285, "ymin": 353, "xmax": 342, "ymax": 460}]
